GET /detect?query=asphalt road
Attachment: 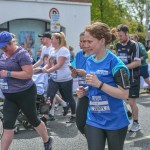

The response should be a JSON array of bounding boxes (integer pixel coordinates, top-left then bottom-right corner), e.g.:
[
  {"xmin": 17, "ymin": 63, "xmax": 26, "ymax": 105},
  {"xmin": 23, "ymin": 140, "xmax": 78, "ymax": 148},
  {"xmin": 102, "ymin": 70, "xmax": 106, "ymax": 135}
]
[{"xmin": 1, "ymin": 93, "xmax": 150, "ymax": 150}]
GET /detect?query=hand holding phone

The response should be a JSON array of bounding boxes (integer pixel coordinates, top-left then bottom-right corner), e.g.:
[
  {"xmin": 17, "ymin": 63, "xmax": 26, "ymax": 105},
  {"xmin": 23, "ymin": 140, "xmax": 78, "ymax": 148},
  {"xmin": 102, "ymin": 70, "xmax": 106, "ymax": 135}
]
[{"xmin": 69, "ymin": 66, "xmax": 77, "ymax": 78}]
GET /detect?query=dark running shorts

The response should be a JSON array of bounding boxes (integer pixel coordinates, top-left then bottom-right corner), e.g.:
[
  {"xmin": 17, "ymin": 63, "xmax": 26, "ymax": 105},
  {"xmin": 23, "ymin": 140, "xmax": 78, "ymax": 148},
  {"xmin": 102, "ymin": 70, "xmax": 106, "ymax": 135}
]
[
  {"xmin": 140, "ymin": 65, "xmax": 149, "ymax": 79},
  {"xmin": 129, "ymin": 78, "xmax": 140, "ymax": 98}
]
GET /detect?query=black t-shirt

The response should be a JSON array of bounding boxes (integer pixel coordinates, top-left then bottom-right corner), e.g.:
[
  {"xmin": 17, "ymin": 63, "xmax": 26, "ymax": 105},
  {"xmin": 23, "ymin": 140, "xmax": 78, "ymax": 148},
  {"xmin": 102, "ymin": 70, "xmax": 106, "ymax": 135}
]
[{"xmin": 116, "ymin": 40, "xmax": 140, "ymax": 83}]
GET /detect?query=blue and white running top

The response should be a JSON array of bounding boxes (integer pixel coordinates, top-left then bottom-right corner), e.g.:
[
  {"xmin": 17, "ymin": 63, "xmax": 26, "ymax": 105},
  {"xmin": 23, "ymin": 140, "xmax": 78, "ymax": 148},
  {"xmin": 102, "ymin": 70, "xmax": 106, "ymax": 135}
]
[
  {"xmin": 86, "ymin": 50, "xmax": 130, "ymax": 130},
  {"xmin": 75, "ymin": 50, "xmax": 91, "ymax": 87}
]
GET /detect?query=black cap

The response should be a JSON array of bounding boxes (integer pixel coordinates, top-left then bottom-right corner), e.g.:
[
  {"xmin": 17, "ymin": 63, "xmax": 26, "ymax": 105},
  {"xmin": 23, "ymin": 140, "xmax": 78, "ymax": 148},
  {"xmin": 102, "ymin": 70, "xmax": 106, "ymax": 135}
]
[
  {"xmin": 38, "ymin": 32, "xmax": 51, "ymax": 39},
  {"xmin": 117, "ymin": 24, "xmax": 129, "ymax": 33}
]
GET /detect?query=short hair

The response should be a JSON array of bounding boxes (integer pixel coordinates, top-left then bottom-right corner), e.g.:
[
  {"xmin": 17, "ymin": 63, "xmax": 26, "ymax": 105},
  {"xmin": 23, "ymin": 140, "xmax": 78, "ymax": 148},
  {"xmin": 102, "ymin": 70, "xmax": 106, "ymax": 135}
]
[{"xmin": 117, "ymin": 24, "xmax": 129, "ymax": 33}]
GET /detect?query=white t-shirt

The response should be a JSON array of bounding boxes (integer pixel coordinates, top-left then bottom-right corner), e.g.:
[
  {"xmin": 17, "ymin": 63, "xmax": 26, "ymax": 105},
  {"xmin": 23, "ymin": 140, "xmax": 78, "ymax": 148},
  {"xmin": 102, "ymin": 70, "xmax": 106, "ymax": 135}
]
[
  {"xmin": 40, "ymin": 45, "xmax": 54, "ymax": 59},
  {"xmin": 49, "ymin": 46, "xmax": 72, "ymax": 82}
]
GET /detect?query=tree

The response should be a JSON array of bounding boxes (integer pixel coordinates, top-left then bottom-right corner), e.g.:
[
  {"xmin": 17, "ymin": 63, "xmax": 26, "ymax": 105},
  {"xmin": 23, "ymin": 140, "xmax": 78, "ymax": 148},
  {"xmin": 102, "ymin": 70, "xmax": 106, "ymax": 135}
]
[
  {"xmin": 91, "ymin": 0, "xmax": 131, "ymax": 27},
  {"xmin": 117, "ymin": 0, "xmax": 150, "ymax": 25}
]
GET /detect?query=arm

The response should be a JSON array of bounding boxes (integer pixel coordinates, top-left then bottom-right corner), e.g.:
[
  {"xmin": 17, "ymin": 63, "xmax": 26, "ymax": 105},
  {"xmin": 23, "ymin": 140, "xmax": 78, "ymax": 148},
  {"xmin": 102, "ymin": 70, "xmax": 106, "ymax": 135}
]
[
  {"xmin": 86, "ymin": 73, "xmax": 129, "ymax": 100},
  {"xmin": 76, "ymin": 69, "xmax": 86, "ymax": 76},
  {"xmin": 126, "ymin": 60, "xmax": 141, "ymax": 69},
  {"xmin": 126, "ymin": 42, "xmax": 141, "ymax": 69},
  {"xmin": 70, "ymin": 68, "xmax": 86, "ymax": 78},
  {"xmin": 0, "ymin": 65, "xmax": 33, "ymax": 79},
  {"xmin": 33, "ymin": 59, "xmax": 43, "ymax": 68},
  {"xmin": 70, "ymin": 68, "xmax": 77, "ymax": 78},
  {"xmin": 76, "ymin": 86, "xmax": 88, "ymax": 98}
]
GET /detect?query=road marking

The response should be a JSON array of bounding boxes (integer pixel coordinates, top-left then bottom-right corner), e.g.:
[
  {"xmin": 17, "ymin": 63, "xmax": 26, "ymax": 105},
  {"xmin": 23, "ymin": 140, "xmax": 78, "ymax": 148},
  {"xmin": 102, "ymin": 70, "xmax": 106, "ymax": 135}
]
[
  {"xmin": 104, "ymin": 135, "xmax": 150, "ymax": 149},
  {"xmin": 125, "ymin": 134, "xmax": 150, "ymax": 144}
]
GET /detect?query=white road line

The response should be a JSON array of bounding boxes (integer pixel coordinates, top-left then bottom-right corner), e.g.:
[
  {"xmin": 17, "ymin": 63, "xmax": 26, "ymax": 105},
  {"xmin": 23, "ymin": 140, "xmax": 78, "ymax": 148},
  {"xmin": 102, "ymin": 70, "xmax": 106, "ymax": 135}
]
[
  {"xmin": 104, "ymin": 135, "xmax": 150, "ymax": 149},
  {"xmin": 125, "ymin": 135, "xmax": 150, "ymax": 144}
]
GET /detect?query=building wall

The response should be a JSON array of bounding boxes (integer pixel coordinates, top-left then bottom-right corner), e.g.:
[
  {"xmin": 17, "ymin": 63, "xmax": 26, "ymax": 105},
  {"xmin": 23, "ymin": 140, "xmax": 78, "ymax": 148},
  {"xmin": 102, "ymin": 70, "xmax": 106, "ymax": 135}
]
[
  {"xmin": 0, "ymin": 0, "xmax": 91, "ymax": 56},
  {"xmin": 9, "ymin": 20, "xmax": 45, "ymax": 58},
  {"xmin": 57, "ymin": 0, "xmax": 90, "ymax": 2}
]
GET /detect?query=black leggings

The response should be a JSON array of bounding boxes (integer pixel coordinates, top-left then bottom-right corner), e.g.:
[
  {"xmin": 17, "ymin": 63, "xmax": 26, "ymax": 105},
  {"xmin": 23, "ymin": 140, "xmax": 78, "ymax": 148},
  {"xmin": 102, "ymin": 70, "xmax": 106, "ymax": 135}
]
[
  {"xmin": 86, "ymin": 124, "xmax": 128, "ymax": 150},
  {"xmin": 76, "ymin": 96, "xmax": 89, "ymax": 134},
  {"xmin": 47, "ymin": 79, "xmax": 76, "ymax": 114},
  {"xmin": 3, "ymin": 84, "xmax": 41, "ymax": 129}
]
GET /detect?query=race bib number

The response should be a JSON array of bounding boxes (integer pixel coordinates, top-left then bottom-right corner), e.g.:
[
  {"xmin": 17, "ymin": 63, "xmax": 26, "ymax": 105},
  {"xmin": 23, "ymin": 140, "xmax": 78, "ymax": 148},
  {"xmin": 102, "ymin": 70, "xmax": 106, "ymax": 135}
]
[
  {"xmin": 78, "ymin": 77, "xmax": 86, "ymax": 85},
  {"xmin": 0, "ymin": 78, "xmax": 8, "ymax": 90},
  {"xmin": 89, "ymin": 95, "xmax": 110, "ymax": 113},
  {"xmin": 117, "ymin": 53, "xmax": 129, "ymax": 64}
]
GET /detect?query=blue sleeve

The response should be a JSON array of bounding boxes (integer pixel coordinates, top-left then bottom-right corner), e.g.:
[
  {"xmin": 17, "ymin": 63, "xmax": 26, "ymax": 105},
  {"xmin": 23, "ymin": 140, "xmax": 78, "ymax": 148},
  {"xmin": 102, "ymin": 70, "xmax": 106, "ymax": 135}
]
[
  {"xmin": 111, "ymin": 57, "xmax": 130, "ymax": 78},
  {"xmin": 72, "ymin": 57, "xmax": 76, "ymax": 68},
  {"xmin": 75, "ymin": 51, "xmax": 80, "ymax": 69}
]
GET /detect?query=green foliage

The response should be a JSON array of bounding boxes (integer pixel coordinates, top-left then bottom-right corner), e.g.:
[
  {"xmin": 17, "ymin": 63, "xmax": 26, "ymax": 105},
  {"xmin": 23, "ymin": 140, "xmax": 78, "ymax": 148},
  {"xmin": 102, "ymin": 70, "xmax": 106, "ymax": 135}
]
[
  {"xmin": 126, "ymin": 0, "xmax": 146, "ymax": 25},
  {"xmin": 91, "ymin": 0, "xmax": 132, "ymax": 27},
  {"xmin": 91, "ymin": 0, "xmax": 146, "ymax": 38},
  {"xmin": 138, "ymin": 32, "xmax": 146, "ymax": 44}
]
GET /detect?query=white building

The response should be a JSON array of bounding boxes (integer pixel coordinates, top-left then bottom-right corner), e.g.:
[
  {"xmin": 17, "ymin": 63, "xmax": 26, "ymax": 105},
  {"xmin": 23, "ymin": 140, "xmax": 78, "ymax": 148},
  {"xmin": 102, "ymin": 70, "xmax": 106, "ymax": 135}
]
[{"xmin": 0, "ymin": 0, "xmax": 91, "ymax": 58}]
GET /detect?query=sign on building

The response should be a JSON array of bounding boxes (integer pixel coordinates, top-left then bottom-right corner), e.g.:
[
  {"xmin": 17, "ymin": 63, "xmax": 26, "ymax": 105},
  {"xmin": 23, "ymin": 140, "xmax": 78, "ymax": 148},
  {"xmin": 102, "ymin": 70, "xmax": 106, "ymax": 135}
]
[{"xmin": 49, "ymin": 8, "xmax": 60, "ymax": 33}]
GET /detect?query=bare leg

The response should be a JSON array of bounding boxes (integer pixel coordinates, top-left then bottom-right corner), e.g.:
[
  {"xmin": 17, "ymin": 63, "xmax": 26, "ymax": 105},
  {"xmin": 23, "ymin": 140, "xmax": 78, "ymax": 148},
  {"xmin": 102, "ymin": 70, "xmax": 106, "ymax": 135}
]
[
  {"xmin": 1, "ymin": 129, "xmax": 14, "ymax": 150},
  {"xmin": 144, "ymin": 77, "xmax": 150, "ymax": 88},
  {"xmin": 49, "ymin": 97, "xmax": 56, "ymax": 116},
  {"xmin": 34, "ymin": 121, "xmax": 49, "ymax": 143},
  {"xmin": 55, "ymin": 94, "xmax": 63, "ymax": 103},
  {"xmin": 55, "ymin": 94, "xmax": 67, "ymax": 107},
  {"xmin": 128, "ymin": 98, "xmax": 138, "ymax": 120}
]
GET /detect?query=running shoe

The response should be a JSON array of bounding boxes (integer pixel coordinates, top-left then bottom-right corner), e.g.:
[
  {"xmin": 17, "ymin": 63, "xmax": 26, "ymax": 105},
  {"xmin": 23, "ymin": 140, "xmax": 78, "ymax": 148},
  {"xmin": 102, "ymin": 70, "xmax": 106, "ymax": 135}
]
[
  {"xmin": 66, "ymin": 116, "xmax": 76, "ymax": 123},
  {"xmin": 49, "ymin": 114, "xmax": 55, "ymax": 121},
  {"xmin": 129, "ymin": 122, "xmax": 141, "ymax": 132},
  {"xmin": 63, "ymin": 104, "xmax": 70, "ymax": 116},
  {"xmin": 44, "ymin": 136, "xmax": 53, "ymax": 150}
]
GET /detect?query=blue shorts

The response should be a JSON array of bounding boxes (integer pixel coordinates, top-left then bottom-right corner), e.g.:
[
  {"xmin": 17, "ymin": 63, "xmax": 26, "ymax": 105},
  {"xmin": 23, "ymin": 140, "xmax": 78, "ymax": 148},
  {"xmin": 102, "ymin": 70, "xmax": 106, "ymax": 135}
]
[{"xmin": 140, "ymin": 65, "xmax": 149, "ymax": 79}]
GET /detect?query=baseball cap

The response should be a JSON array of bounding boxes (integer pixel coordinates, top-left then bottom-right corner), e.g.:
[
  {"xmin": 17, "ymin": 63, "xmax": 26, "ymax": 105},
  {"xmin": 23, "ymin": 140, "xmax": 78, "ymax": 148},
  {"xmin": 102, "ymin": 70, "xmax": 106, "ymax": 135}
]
[
  {"xmin": 38, "ymin": 32, "xmax": 51, "ymax": 39},
  {"xmin": 0, "ymin": 31, "xmax": 12, "ymax": 49}
]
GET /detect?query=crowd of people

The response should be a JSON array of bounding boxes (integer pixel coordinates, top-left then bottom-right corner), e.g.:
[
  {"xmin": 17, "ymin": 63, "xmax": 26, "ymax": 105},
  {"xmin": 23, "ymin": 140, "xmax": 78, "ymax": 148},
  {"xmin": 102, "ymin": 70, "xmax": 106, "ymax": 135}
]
[{"xmin": 0, "ymin": 21, "xmax": 150, "ymax": 150}]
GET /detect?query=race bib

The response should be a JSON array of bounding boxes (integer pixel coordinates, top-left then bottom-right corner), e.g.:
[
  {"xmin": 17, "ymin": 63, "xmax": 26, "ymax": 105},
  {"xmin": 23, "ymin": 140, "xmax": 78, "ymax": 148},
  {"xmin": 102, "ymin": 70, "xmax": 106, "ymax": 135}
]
[
  {"xmin": 117, "ymin": 53, "xmax": 128, "ymax": 64},
  {"xmin": 89, "ymin": 95, "xmax": 110, "ymax": 113},
  {"xmin": 78, "ymin": 77, "xmax": 86, "ymax": 85},
  {"xmin": 0, "ymin": 78, "xmax": 8, "ymax": 90}
]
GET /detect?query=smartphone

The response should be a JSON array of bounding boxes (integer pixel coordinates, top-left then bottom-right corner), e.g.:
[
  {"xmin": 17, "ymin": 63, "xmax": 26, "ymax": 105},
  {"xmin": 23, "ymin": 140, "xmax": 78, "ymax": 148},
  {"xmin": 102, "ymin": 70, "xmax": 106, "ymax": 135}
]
[{"xmin": 120, "ymin": 68, "xmax": 130, "ymax": 89}]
